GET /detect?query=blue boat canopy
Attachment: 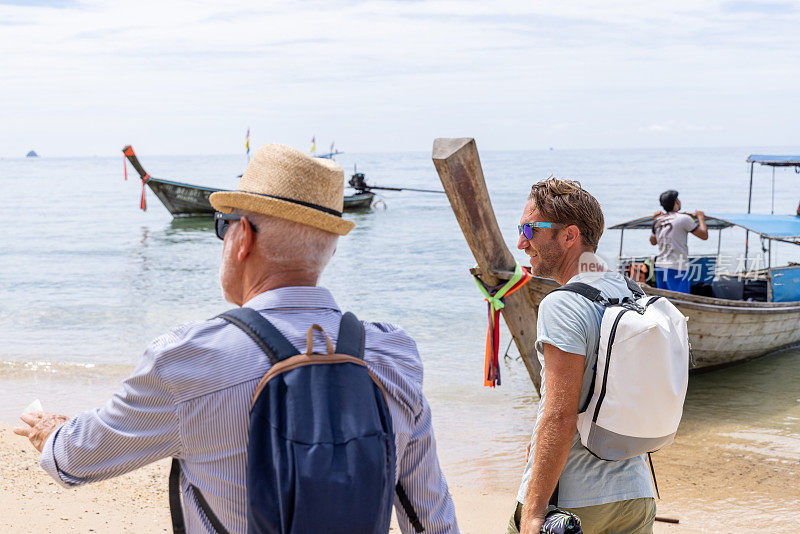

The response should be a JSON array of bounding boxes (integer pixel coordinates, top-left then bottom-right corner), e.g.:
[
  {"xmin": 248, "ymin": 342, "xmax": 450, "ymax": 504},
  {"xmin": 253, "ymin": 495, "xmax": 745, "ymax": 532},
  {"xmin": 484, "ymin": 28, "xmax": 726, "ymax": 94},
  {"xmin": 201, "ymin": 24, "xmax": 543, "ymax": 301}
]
[
  {"xmin": 747, "ymin": 155, "xmax": 800, "ymax": 167},
  {"xmin": 609, "ymin": 213, "xmax": 800, "ymax": 244}
]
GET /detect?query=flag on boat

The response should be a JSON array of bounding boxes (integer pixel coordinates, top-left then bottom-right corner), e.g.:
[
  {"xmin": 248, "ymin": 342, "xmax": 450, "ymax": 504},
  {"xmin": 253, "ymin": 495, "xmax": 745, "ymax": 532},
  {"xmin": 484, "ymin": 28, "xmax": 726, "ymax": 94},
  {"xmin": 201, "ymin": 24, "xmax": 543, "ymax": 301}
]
[{"xmin": 310, "ymin": 136, "xmax": 316, "ymax": 154}]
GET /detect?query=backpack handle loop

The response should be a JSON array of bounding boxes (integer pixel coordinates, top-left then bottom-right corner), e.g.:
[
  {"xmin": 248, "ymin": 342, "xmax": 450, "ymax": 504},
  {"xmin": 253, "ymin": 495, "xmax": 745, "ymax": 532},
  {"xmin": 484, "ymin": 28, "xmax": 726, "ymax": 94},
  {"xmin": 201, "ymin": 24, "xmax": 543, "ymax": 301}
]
[{"xmin": 306, "ymin": 324, "xmax": 335, "ymax": 355}]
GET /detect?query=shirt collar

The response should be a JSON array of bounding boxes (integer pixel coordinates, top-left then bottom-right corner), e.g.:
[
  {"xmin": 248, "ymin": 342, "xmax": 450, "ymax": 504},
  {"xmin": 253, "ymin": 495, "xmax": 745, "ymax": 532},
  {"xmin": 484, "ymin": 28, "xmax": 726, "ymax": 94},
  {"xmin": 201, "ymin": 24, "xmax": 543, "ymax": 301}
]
[{"xmin": 242, "ymin": 286, "xmax": 340, "ymax": 312}]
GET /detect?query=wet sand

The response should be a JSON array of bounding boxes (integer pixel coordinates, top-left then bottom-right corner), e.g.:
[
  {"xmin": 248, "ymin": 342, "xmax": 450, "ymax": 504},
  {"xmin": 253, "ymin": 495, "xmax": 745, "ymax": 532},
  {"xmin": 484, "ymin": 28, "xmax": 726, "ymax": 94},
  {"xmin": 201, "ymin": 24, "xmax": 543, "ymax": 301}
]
[
  {"xmin": 0, "ymin": 428, "xmax": 509, "ymax": 533},
  {"xmin": 2, "ymin": 417, "xmax": 797, "ymax": 533},
  {"xmin": 1, "ymin": 349, "xmax": 798, "ymax": 532}
]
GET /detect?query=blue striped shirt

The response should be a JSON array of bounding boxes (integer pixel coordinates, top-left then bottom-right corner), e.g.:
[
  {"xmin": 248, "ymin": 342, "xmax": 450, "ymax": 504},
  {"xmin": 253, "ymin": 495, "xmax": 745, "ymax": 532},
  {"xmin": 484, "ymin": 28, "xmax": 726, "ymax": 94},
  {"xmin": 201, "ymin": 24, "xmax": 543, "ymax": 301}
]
[{"xmin": 40, "ymin": 286, "xmax": 459, "ymax": 533}]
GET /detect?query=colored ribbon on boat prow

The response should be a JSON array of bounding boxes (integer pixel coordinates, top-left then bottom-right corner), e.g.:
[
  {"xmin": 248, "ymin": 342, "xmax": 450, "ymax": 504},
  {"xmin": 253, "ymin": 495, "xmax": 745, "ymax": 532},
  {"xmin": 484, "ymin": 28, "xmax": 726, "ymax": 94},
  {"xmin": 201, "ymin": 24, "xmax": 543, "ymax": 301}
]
[
  {"xmin": 472, "ymin": 263, "xmax": 532, "ymax": 387},
  {"xmin": 140, "ymin": 173, "xmax": 149, "ymax": 211},
  {"xmin": 123, "ymin": 146, "xmax": 135, "ymax": 181},
  {"xmin": 122, "ymin": 146, "xmax": 148, "ymax": 210}
]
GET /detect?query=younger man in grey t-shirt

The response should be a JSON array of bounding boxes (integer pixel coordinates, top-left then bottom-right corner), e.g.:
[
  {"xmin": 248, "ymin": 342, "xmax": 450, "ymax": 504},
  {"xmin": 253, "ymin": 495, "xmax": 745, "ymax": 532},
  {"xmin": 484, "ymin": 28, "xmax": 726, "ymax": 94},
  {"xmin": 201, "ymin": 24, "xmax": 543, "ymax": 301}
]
[
  {"xmin": 512, "ymin": 178, "xmax": 656, "ymax": 533},
  {"xmin": 650, "ymin": 190, "xmax": 708, "ymax": 293},
  {"xmin": 514, "ymin": 272, "xmax": 654, "ymax": 530}
]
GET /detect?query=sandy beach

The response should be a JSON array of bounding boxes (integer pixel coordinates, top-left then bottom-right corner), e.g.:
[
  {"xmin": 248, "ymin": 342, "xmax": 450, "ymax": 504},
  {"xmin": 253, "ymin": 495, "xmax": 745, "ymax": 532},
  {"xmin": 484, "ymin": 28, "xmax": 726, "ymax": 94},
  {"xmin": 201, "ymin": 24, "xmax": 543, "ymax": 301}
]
[{"xmin": 3, "ymin": 399, "xmax": 798, "ymax": 534}]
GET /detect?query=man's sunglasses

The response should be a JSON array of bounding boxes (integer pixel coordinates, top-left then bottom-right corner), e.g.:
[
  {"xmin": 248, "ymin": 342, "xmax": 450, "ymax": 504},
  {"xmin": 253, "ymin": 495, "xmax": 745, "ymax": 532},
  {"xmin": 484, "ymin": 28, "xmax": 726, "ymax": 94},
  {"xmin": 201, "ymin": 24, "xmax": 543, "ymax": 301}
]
[
  {"xmin": 518, "ymin": 221, "xmax": 566, "ymax": 240},
  {"xmin": 214, "ymin": 212, "xmax": 259, "ymax": 240}
]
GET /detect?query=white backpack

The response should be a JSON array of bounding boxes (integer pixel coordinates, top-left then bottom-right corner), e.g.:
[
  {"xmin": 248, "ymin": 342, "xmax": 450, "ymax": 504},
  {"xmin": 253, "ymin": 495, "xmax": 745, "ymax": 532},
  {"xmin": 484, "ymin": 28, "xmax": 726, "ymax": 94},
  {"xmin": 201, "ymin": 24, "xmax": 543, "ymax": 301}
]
[{"xmin": 553, "ymin": 278, "xmax": 690, "ymax": 461}]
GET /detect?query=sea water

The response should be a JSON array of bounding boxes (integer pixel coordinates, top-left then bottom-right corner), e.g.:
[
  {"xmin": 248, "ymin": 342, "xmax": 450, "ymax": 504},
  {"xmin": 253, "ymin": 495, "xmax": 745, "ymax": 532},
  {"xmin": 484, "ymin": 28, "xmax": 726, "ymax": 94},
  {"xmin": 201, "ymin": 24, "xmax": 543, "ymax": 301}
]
[{"xmin": 2, "ymin": 147, "xmax": 799, "ymax": 499}]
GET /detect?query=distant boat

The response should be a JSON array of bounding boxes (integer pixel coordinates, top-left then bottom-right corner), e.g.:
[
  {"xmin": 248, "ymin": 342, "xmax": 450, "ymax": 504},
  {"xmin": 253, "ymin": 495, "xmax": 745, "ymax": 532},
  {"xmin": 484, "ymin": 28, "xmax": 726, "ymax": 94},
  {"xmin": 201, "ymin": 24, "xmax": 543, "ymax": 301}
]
[
  {"xmin": 26, "ymin": 150, "xmax": 38, "ymax": 158},
  {"xmin": 310, "ymin": 137, "xmax": 343, "ymax": 160},
  {"xmin": 122, "ymin": 145, "xmax": 374, "ymax": 217},
  {"xmin": 342, "ymin": 191, "xmax": 374, "ymax": 210}
]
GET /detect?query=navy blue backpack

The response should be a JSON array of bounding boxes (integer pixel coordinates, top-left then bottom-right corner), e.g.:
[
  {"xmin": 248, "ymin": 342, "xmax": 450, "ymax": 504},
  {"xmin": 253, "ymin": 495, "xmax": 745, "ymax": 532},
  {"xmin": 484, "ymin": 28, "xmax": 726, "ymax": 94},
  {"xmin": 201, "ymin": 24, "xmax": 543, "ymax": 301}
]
[{"xmin": 169, "ymin": 308, "xmax": 424, "ymax": 534}]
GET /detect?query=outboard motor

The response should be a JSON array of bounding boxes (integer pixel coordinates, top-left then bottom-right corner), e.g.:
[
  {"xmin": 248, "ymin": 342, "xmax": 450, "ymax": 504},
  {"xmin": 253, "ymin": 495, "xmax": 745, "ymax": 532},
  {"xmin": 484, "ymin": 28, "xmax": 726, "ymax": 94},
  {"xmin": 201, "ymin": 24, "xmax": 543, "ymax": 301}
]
[{"xmin": 349, "ymin": 172, "xmax": 368, "ymax": 192}]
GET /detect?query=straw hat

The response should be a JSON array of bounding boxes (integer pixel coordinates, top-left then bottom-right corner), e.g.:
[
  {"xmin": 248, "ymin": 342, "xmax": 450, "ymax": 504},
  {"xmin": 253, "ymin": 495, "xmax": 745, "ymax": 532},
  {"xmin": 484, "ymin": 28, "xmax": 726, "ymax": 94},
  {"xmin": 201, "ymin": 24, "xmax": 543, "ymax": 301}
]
[{"xmin": 210, "ymin": 144, "xmax": 354, "ymax": 235}]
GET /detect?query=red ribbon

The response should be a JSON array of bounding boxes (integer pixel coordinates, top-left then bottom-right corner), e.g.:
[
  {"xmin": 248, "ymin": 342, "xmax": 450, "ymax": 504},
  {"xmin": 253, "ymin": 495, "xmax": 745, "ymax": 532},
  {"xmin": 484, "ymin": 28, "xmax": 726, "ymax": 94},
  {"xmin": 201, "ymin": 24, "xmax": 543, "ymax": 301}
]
[{"xmin": 140, "ymin": 173, "xmax": 149, "ymax": 211}]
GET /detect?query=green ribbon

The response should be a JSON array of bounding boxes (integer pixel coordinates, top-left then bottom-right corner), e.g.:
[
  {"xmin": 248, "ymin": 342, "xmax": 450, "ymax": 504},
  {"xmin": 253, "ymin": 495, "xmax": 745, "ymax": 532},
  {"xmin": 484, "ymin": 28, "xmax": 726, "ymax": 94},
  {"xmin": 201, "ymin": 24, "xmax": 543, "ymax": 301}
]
[{"xmin": 473, "ymin": 263, "xmax": 526, "ymax": 312}]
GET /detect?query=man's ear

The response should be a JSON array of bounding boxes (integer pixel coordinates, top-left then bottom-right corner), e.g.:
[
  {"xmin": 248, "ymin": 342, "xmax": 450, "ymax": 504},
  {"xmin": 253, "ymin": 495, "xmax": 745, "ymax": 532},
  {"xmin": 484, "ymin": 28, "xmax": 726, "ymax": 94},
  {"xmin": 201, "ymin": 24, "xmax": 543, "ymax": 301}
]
[
  {"xmin": 563, "ymin": 225, "xmax": 581, "ymax": 248},
  {"xmin": 236, "ymin": 216, "xmax": 257, "ymax": 262}
]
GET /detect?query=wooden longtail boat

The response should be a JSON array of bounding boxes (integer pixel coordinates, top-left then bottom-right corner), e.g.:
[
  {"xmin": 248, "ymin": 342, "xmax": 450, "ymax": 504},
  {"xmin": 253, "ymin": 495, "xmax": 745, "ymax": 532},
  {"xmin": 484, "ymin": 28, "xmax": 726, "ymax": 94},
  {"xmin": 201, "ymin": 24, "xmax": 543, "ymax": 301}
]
[
  {"xmin": 432, "ymin": 139, "xmax": 800, "ymax": 392},
  {"xmin": 122, "ymin": 146, "xmax": 374, "ymax": 217}
]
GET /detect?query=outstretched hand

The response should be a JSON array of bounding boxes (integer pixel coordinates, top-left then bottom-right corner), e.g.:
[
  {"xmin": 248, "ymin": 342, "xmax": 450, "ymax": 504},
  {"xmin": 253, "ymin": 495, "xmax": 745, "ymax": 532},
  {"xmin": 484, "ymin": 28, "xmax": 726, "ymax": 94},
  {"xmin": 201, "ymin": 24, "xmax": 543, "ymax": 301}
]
[{"xmin": 14, "ymin": 412, "xmax": 69, "ymax": 453}]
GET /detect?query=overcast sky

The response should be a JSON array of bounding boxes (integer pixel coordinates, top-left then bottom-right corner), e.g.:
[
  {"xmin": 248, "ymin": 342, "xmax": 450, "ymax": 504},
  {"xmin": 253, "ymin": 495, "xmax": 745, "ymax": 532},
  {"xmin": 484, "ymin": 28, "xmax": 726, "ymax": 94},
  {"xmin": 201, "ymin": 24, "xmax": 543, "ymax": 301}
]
[{"xmin": 1, "ymin": 0, "xmax": 798, "ymax": 157}]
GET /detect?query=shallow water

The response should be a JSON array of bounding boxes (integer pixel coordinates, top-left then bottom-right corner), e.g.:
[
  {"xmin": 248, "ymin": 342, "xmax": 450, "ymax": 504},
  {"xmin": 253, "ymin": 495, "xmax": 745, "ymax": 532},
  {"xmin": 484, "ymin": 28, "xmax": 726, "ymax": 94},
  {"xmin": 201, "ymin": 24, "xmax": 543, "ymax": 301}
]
[{"xmin": 2, "ymin": 147, "xmax": 799, "ymax": 504}]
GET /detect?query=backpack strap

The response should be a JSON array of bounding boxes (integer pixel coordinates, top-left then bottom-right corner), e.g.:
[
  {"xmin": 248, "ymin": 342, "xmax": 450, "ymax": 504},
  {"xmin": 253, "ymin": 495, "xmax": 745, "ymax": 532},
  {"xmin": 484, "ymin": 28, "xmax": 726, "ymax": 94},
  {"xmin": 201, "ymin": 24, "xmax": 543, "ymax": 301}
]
[
  {"xmin": 552, "ymin": 276, "xmax": 645, "ymax": 303},
  {"xmin": 217, "ymin": 307, "xmax": 299, "ymax": 364},
  {"xmin": 169, "ymin": 459, "xmax": 186, "ymax": 534},
  {"xmin": 550, "ymin": 282, "xmax": 605, "ymax": 303},
  {"xmin": 395, "ymin": 481, "xmax": 425, "ymax": 532},
  {"xmin": 625, "ymin": 276, "xmax": 646, "ymax": 298},
  {"xmin": 648, "ymin": 452, "xmax": 660, "ymax": 499},
  {"xmin": 169, "ymin": 459, "xmax": 230, "ymax": 534},
  {"xmin": 335, "ymin": 311, "xmax": 366, "ymax": 358}
]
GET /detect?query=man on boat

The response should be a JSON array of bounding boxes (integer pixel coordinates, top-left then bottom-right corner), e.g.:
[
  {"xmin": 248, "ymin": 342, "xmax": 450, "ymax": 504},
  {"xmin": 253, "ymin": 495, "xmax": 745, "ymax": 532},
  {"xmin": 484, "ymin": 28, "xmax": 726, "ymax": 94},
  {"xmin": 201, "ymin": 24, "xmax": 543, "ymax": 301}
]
[
  {"xmin": 650, "ymin": 189, "xmax": 709, "ymax": 293},
  {"xmin": 15, "ymin": 144, "xmax": 459, "ymax": 533},
  {"xmin": 510, "ymin": 178, "xmax": 656, "ymax": 534}
]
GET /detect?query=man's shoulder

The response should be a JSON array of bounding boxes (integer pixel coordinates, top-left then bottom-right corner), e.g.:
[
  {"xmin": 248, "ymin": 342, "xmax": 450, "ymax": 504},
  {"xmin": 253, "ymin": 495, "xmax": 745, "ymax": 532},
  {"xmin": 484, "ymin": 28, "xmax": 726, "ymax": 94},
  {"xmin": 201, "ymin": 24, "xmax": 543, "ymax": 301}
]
[
  {"xmin": 539, "ymin": 285, "xmax": 597, "ymax": 315},
  {"xmin": 143, "ymin": 316, "xmax": 266, "ymax": 394},
  {"xmin": 147, "ymin": 317, "xmax": 229, "ymax": 356},
  {"xmin": 362, "ymin": 320, "xmax": 424, "ymax": 415},
  {"xmin": 362, "ymin": 320, "xmax": 422, "ymax": 376},
  {"xmin": 540, "ymin": 274, "xmax": 629, "ymax": 315}
]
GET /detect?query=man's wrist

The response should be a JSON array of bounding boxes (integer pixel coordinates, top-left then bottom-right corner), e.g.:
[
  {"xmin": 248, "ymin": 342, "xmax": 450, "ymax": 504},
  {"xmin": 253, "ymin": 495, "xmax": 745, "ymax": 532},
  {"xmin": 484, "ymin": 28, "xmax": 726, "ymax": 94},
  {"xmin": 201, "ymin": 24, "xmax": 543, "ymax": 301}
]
[{"xmin": 521, "ymin": 499, "xmax": 547, "ymax": 522}]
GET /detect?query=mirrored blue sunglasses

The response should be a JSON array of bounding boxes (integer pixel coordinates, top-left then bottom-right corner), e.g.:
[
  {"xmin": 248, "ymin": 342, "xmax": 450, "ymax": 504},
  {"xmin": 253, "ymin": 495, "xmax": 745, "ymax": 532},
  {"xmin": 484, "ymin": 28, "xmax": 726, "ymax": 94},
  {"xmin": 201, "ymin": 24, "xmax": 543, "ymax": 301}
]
[{"xmin": 518, "ymin": 221, "xmax": 565, "ymax": 240}]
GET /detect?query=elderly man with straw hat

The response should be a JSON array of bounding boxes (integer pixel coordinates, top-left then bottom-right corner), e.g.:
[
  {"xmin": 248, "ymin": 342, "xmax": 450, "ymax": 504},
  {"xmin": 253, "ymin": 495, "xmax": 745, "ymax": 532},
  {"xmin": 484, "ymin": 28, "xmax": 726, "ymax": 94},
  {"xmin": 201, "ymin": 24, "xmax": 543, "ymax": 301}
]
[{"xmin": 15, "ymin": 144, "xmax": 459, "ymax": 533}]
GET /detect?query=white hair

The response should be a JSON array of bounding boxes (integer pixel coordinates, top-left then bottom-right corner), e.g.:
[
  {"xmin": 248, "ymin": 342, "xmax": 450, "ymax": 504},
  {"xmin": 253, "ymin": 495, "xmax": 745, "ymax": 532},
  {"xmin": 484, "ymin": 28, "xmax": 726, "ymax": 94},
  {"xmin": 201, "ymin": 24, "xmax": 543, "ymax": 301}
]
[{"xmin": 240, "ymin": 211, "xmax": 338, "ymax": 275}]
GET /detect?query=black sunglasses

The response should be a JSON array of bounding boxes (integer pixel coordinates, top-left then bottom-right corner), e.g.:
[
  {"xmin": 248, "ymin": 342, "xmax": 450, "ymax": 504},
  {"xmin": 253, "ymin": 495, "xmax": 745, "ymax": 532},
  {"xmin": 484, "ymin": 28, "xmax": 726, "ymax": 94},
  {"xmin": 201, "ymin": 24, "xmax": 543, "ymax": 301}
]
[{"xmin": 214, "ymin": 212, "xmax": 259, "ymax": 240}]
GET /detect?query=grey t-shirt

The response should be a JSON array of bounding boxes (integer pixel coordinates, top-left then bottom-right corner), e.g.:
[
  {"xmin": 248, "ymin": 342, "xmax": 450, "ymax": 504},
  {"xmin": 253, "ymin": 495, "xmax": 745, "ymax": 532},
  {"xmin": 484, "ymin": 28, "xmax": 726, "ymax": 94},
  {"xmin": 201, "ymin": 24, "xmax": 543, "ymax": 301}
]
[
  {"xmin": 653, "ymin": 212, "xmax": 698, "ymax": 271},
  {"xmin": 516, "ymin": 271, "xmax": 654, "ymax": 509}
]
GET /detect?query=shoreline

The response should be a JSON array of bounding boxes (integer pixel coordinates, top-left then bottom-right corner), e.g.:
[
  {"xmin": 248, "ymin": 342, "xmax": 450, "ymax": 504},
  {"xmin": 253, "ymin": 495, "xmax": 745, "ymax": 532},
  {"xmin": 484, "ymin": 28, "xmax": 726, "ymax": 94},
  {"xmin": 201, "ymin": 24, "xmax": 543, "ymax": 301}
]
[{"xmin": 3, "ymin": 418, "xmax": 797, "ymax": 532}]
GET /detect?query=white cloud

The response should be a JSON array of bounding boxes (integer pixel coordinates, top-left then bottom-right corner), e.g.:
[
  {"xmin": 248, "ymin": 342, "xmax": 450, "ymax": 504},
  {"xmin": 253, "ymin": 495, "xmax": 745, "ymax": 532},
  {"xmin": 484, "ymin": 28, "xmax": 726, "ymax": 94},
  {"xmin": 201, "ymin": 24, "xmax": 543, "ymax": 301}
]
[
  {"xmin": 638, "ymin": 120, "xmax": 725, "ymax": 134},
  {"xmin": 1, "ymin": 0, "xmax": 799, "ymax": 156}
]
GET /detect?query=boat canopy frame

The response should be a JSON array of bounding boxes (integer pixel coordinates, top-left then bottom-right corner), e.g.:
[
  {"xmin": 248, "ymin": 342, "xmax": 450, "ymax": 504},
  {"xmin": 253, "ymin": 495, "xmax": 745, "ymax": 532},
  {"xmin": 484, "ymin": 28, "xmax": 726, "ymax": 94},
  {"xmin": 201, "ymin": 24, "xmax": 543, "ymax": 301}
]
[
  {"xmin": 611, "ymin": 212, "xmax": 800, "ymax": 273},
  {"xmin": 745, "ymin": 155, "xmax": 800, "ymax": 255}
]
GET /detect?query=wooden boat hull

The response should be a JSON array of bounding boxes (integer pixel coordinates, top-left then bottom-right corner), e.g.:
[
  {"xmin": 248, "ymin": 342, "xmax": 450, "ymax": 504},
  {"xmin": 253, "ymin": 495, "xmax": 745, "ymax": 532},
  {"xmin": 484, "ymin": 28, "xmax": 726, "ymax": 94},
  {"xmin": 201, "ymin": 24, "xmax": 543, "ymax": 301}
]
[
  {"xmin": 146, "ymin": 178, "xmax": 372, "ymax": 217},
  {"xmin": 523, "ymin": 275, "xmax": 800, "ymax": 371},
  {"xmin": 343, "ymin": 191, "xmax": 374, "ymax": 210},
  {"xmin": 147, "ymin": 178, "xmax": 217, "ymax": 217}
]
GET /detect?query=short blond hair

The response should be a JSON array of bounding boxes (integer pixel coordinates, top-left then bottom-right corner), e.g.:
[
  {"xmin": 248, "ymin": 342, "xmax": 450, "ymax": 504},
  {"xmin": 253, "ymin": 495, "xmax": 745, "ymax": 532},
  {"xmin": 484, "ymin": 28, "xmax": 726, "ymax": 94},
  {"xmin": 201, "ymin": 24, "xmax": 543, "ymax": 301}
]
[{"xmin": 528, "ymin": 178, "xmax": 604, "ymax": 251}]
